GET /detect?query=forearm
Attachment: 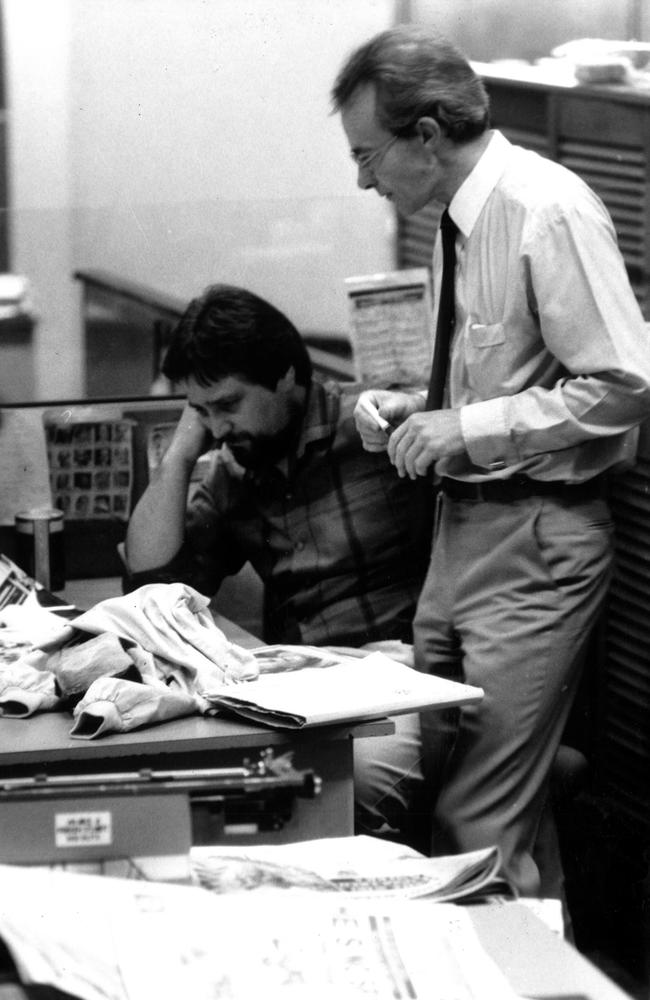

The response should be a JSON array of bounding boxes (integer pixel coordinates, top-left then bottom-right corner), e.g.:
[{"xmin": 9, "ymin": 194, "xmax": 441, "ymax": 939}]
[
  {"xmin": 125, "ymin": 452, "xmax": 194, "ymax": 572},
  {"xmin": 461, "ymin": 368, "xmax": 650, "ymax": 471}
]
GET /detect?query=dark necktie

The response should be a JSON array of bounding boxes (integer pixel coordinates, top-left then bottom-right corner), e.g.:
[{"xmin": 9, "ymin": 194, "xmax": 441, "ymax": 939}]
[{"xmin": 426, "ymin": 208, "xmax": 458, "ymax": 410}]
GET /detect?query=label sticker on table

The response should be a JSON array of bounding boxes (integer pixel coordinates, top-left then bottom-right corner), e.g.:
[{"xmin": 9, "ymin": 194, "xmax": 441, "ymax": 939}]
[{"xmin": 55, "ymin": 810, "xmax": 113, "ymax": 847}]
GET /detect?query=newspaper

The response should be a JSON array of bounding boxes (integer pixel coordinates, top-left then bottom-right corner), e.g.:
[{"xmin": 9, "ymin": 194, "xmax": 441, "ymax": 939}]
[
  {"xmin": 190, "ymin": 835, "xmax": 516, "ymax": 904},
  {"xmin": 345, "ymin": 267, "xmax": 434, "ymax": 386},
  {"xmin": 0, "ymin": 862, "xmax": 521, "ymax": 1000},
  {"xmin": 205, "ymin": 646, "xmax": 483, "ymax": 728},
  {"xmin": 0, "ymin": 553, "xmax": 33, "ymax": 611}
]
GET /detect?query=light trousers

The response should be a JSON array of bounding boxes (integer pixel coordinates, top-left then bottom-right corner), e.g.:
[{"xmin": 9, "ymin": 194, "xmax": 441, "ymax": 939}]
[{"xmin": 355, "ymin": 491, "xmax": 613, "ymax": 898}]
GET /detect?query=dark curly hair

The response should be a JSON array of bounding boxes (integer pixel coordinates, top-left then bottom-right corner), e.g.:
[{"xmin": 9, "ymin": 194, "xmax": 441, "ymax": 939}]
[{"xmin": 162, "ymin": 284, "xmax": 312, "ymax": 390}]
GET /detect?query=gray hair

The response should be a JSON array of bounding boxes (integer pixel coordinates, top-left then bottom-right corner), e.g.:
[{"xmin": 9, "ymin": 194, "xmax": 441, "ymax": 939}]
[{"xmin": 331, "ymin": 25, "xmax": 489, "ymax": 144}]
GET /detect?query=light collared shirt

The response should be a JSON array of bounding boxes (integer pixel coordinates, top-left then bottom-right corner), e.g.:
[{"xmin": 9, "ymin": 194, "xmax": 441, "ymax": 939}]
[{"xmin": 435, "ymin": 130, "xmax": 650, "ymax": 483}]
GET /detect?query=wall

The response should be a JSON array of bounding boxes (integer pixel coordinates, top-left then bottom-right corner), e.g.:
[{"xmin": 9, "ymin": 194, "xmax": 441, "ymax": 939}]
[
  {"xmin": 410, "ymin": 0, "xmax": 642, "ymax": 62},
  {"xmin": 3, "ymin": 0, "xmax": 80, "ymax": 400},
  {"xmin": 8, "ymin": 0, "xmax": 646, "ymax": 402},
  {"xmin": 3, "ymin": 0, "xmax": 396, "ymax": 400}
]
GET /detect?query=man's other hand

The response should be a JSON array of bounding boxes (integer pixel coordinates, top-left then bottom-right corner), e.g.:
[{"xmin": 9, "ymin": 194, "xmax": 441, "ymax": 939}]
[
  {"xmin": 353, "ymin": 389, "xmax": 425, "ymax": 452},
  {"xmin": 388, "ymin": 409, "xmax": 465, "ymax": 478}
]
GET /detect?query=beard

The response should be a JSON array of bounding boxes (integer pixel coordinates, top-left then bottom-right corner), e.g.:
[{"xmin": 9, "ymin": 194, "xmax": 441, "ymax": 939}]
[{"xmin": 223, "ymin": 400, "xmax": 304, "ymax": 471}]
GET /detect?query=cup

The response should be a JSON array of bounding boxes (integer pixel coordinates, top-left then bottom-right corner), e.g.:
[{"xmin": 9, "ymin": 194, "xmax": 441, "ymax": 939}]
[{"xmin": 15, "ymin": 507, "xmax": 65, "ymax": 592}]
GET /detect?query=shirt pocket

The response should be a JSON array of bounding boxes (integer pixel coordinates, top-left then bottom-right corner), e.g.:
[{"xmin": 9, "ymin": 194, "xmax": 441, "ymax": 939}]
[
  {"xmin": 463, "ymin": 321, "xmax": 508, "ymax": 396},
  {"xmin": 467, "ymin": 321, "xmax": 505, "ymax": 348}
]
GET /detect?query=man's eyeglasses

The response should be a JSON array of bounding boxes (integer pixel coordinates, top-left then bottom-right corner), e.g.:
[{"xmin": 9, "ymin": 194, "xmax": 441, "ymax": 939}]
[{"xmin": 351, "ymin": 134, "xmax": 399, "ymax": 172}]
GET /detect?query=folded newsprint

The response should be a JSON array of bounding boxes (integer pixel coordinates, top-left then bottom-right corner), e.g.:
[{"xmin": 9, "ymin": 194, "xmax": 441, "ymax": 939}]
[
  {"xmin": 190, "ymin": 834, "xmax": 516, "ymax": 904},
  {"xmin": 205, "ymin": 645, "xmax": 483, "ymax": 728},
  {"xmin": 0, "ymin": 863, "xmax": 520, "ymax": 1000}
]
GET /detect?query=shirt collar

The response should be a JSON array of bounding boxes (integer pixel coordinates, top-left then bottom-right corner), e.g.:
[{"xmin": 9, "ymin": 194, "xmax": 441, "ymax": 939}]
[{"xmin": 448, "ymin": 130, "xmax": 511, "ymax": 239}]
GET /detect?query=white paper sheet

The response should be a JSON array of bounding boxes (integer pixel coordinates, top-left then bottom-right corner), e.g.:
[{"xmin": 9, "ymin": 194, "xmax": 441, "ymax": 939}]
[{"xmin": 0, "ymin": 863, "xmax": 522, "ymax": 1000}]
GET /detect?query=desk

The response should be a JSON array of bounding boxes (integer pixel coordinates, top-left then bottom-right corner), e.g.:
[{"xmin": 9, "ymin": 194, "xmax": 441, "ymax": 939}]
[
  {"xmin": 471, "ymin": 902, "xmax": 632, "ymax": 1000},
  {"xmin": 0, "ymin": 711, "xmax": 392, "ymax": 849},
  {"xmin": 0, "ymin": 585, "xmax": 634, "ymax": 999},
  {"xmin": 0, "ymin": 901, "xmax": 632, "ymax": 1000},
  {"xmin": 2, "ymin": 586, "xmax": 393, "ymax": 854}
]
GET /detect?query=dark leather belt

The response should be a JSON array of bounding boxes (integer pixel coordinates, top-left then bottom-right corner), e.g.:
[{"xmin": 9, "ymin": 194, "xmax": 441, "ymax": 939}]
[{"xmin": 439, "ymin": 475, "xmax": 606, "ymax": 503}]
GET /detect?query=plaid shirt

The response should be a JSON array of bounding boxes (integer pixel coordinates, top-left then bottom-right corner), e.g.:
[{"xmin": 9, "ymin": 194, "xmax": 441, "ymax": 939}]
[{"xmin": 135, "ymin": 379, "xmax": 426, "ymax": 646}]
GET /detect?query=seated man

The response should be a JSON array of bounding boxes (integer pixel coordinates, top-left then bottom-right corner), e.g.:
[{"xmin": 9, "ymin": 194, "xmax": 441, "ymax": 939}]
[
  {"xmin": 124, "ymin": 284, "xmax": 428, "ymax": 839},
  {"xmin": 125, "ymin": 283, "xmax": 425, "ymax": 647}
]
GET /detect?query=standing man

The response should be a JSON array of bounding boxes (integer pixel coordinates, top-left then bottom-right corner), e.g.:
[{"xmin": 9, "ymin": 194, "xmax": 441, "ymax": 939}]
[{"xmin": 332, "ymin": 26, "xmax": 650, "ymax": 896}]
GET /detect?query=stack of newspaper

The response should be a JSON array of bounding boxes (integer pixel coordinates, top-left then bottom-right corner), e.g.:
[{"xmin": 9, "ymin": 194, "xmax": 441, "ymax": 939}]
[
  {"xmin": 189, "ymin": 834, "xmax": 515, "ymax": 904},
  {"xmin": 0, "ymin": 857, "xmax": 521, "ymax": 1000}
]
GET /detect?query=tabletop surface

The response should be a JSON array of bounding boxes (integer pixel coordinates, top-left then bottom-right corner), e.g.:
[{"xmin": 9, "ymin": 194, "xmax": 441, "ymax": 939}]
[
  {"xmin": 0, "ymin": 710, "xmax": 393, "ymax": 767},
  {"xmin": 0, "ymin": 597, "xmax": 393, "ymax": 767},
  {"xmin": 471, "ymin": 902, "xmax": 632, "ymax": 1000}
]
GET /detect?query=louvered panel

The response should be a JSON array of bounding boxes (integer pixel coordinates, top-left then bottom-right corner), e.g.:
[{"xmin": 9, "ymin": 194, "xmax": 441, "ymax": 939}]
[
  {"xmin": 615, "ymin": 510, "xmax": 650, "ymax": 536},
  {"xmin": 608, "ymin": 612, "xmax": 650, "ymax": 652},
  {"xmin": 617, "ymin": 249, "xmax": 645, "ymax": 271},
  {"xmin": 611, "ymin": 457, "xmax": 650, "ymax": 491},
  {"xmin": 566, "ymin": 174, "xmax": 644, "ymax": 198},
  {"xmin": 616, "ymin": 240, "xmax": 644, "ymax": 258},
  {"xmin": 557, "ymin": 142, "xmax": 647, "ymax": 277},
  {"xmin": 604, "ymin": 706, "xmax": 650, "ymax": 758},
  {"xmin": 602, "ymin": 209, "xmax": 646, "ymax": 231},
  {"xmin": 499, "ymin": 127, "xmax": 549, "ymax": 157},
  {"xmin": 604, "ymin": 704, "xmax": 650, "ymax": 756},
  {"xmin": 603, "ymin": 712, "xmax": 650, "ymax": 768},
  {"xmin": 397, "ymin": 203, "xmax": 440, "ymax": 272},
  {"xmin": 610, "ymin": 554, "xmax": 650, "ymax": 583},
  {"xmin": 630, "ymin": 279, "xmax": 649, "ymax": 316},
  {"xmin": 561, "ymin": 156, "xmax": 645, "ymax": 183},
  {"xmin": 598, "ymin": 206, "xmax": 645, "ymax": 232},
  {"xmin": 605, "ymin": 644, "xmax": 650, "ymax": 694},
  {"xmin": 599, "ymin": 454, "xmax": 650, "ymax": 833},
  {"xmin": 560, "ymin": 140, "xmax": 645, "ymax": 169},
  {"xmin": 613, "ymin": 542, "xmax": 650, "ymax": 575},
  {"xmin": 601, "ymin": 771, "xmax": 650, "ymax": 827},
  {"xmin": 609, "ymin": 582, "xmax": 650, "ymax": 625},
  {"xmin": 399, "ymin": 244, "xmax": 432, "ymax": 271},
  {"xmin": 606, "ymin": 651, "xmax": 650, "ymax": 696}
]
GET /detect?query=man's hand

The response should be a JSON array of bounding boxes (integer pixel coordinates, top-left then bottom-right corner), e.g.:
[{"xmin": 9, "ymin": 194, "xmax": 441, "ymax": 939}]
[
  {"xmin": 125, "ymin": 404, "xmax": 211, "ymax": 573},
  {"xmin": 388, "ymin": 409, "xmax": 465, "ymax": 478},
  {"xmin": 354, "ymin": 389, "xmax": 425, "ymax": 452},
  {"xmin": 164, "ymin": 404, "xmax": 212, "ymax": 470}
]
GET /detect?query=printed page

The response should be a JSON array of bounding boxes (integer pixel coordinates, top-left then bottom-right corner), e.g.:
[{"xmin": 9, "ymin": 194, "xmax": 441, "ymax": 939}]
[
  {"xmin": 345, "ymin": 268, "xmax": 434, "ymax": 386},
  {"xmin": 190, "ymin": 835, "xmax": 510, "ymax": 903},
  {"xmin": 0, "ymin": 864, "xmax": 521, "ymax": 1000},
  {"xmin": 117, "ymin": 895, "xmax": 521, "ymax": 1000}
]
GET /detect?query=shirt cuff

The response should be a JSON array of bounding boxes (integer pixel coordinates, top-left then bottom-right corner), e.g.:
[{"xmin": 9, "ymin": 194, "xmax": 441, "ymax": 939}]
[{"xmin": 459, "ymin": 397, "xmax": 515, "ymax": 471}]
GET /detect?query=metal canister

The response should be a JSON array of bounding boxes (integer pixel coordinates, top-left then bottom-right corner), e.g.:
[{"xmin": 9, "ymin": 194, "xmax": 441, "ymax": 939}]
[{"xmin": 14, "ymin": 507, "xmax": 65, "ymax": 592}]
